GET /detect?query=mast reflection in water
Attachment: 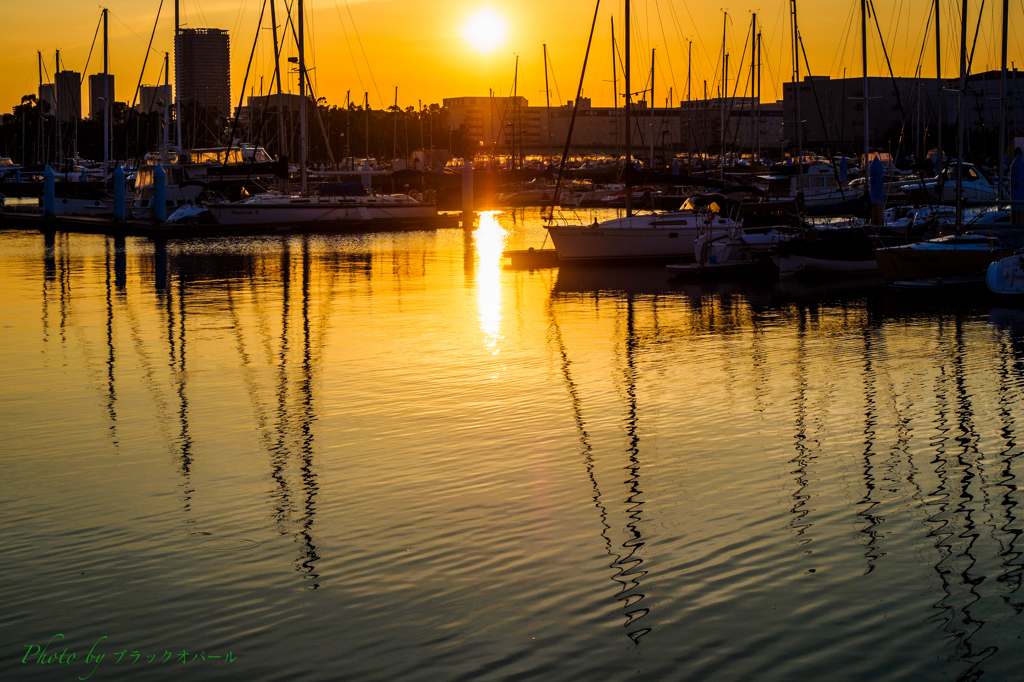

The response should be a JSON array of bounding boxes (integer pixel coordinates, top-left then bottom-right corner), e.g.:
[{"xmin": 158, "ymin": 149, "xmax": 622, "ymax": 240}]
[{"xmin": 8, "ymin": 214, "xmax": 1024, "ymax": 681}]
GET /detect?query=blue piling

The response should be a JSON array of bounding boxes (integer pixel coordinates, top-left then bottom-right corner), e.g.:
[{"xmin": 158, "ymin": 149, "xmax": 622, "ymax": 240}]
[
  {"xmin": 869, "ymin": 156, "xmax": 886, "ymax": 225},
  {"xmin": 43, "ymin": 165, "xmax": 55, "ymax": 218},
  {"xmin": 113, "ymin": 165, "xmax": 126, "ymax": 223},
  {"xmin": 1011, "ymin": 155, "xmax": 1024, "ymax": 225},
  {"xmin": 153, "ymin": 164, "xmax": 167, "ymax": 224}
]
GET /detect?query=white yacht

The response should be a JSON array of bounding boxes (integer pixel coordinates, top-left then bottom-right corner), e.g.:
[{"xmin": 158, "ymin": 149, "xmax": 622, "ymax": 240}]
[
  {"xmin": 547, "ymin": 197, "xmax": 741, "ymax": 261},
  {"xmin": 131, "ymin": 145, "xmax": 282, "ymax": 220},
  {"xmin": 203, "ymin": 192, "xmax": 435, "ymax": 226},
  {"xmin": 757, "ymin": 163, "xmax": 853, "ymax": 208}
]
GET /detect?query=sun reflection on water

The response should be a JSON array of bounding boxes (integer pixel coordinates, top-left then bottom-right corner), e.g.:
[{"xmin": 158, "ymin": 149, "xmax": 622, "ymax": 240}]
[{"xmin": 474, "ymin": 211, "xmax": 505, "ymax": 355}]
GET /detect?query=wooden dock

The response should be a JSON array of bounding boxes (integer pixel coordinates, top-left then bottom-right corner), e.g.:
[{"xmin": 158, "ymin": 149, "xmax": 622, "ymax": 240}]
[{"xmin": 502, "ymin": 248, "xmax": 561, "ymax": 269}]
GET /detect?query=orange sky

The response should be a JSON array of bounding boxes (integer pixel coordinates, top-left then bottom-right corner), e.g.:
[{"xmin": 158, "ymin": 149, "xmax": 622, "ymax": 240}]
[{"xmin": 1, "ymin": 0, "xmax": 1022, "ymax": 114}]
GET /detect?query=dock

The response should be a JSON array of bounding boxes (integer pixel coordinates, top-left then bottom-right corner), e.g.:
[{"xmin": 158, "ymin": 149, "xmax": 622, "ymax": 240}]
[
  {"xmin": 502, "ymin": 248, "xmax": 561, "ymax": 268},
  {"xmin": 0, "ymin": 212, "xmax": 461, "ymax": 237}
]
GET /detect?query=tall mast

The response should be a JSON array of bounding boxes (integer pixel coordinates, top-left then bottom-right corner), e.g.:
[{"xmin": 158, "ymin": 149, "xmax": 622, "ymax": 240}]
[
  {"xmin": 512, "ymin": 55, "xmax": 519, "ymax": 169},
  {"xmin": 393, "ymin": 86, "xmax": 398, "ymax": 161},
  {"xmin": 298, "ymin": 0, "xmax": 308, "ymax": 195},
  {"xmin": 955, "ymin": 0, "xmax": 968, "ymax": 234},
  {"xmin": 751, "ymin": 14, "xmax": 756, "ymax": 158},
  {"xmin": 365, "ymin": 92, "xmax": 369, "ymax": 159},
  {"xmin": 756, "ymin": 30, "xmax": 762, "ymax": 160},
  {"xmin": 999, "ymin": 0, "xmax": 1009, "ymax": 200},
  {"xmin": 54, "ymin": 51, "xmax": 62, "ymax": 166},
  {"xmin": 544, "ymin": 43, "xmax": 552, "ymax": 164},
  {"xmin": 650, "ymin": 48, "xmax": 655, "ymax": 168},
  {"xmin": 861, "ymin": 0, "xmax": 869, "ymax": 173},
  {"xmin": 174, "ymin": 0, "xmax": 182, "ymax": 149},
  {"xmin": 103, "ymin": 8, "xmax": 109, "ymax": 172},
  {"xmin": 720, "ymin": 11, "xmax": 727, "ymax": 180},
  {"xmin": 611, "ymin": 19, "xmax": 618, "ymax": 158},
  {"xmin": 791, "ymin": 0, "xmax": 801, "ymax": 176},
  {"xmin": 164, "ymin": 52, "xmax": 170, "ymax": 149},
  {"xmin": 687, "ymin": 39, "xmax": 692, "ymax": 163},
  {"xmin": 934, "ymin": 0, "xmax": 942, "ymax": 180},
  {"xmin": 625, "ymin": 0, "xmax": 632, "ymax": 217},
  {"xmin": 55, "ymin": 50, "xmax": 62, "ymax": 166},
  {"xmin": 38, "ymin": 52, "xmax": 43, "ymax": 165},
  {"xmin": 270, "ymin": 0, "xmax": 286, "ymax": 162}
]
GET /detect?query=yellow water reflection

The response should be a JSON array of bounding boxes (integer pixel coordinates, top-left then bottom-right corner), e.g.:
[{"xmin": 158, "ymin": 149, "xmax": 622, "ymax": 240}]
[{"xmin": 474, "ymin": 211, "xmax": 505, "ymax": 355}]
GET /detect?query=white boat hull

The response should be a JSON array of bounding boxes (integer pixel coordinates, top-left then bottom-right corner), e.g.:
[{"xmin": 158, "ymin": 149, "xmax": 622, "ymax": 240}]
[
  {"xmin": 548, "ymin": 225, "xmax": 700, "ymax": 260},
  {"xmin": 773, "ymin": 254, "xmax": 880, "ymax": 276},
  {"xmin": 987, "ymin": 254, "xmax": 1024, "ymax": 294},
  {"xmin": 206, "ymin": 201, "xmax": 436, "ymax": 226}
]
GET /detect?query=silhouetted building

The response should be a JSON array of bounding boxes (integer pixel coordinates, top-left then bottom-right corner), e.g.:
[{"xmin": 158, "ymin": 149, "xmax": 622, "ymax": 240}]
[
  {"xmin": 782, "ymin": 71, "xmax": 1024, "ymax": 156},
  {"xmin": 175, "ymin": 28, "xmax": 230, "ymax": 114},
  {"xmin": 88, "ymin": 73, "xmax": 115, "ymax": 121},
  {"xmin": 138, "ymin": 84, "xmax": 172, "ymax": 115},
  {"xmin": 444, "ymin": 95, "xmax": 783, "ymax": 154},
  {"xmin": 40, "ymin": 71, "xmax": 81, "ymax": 122}
]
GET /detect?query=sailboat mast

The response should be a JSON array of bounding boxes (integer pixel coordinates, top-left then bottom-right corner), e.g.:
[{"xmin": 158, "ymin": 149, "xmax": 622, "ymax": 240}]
[
  {"xmin": 999, "ymin": 0, "xmax": 1009, "ymax": 200},
  {"xmin": 955, "ymin": 0, "xmax": 968, "ymax": 234},
  {"xmin": 103, "ymin": 8, "xmax": 109, "ymax": 172},
  {"xmin": 37, "ymin": 52, "xmax": 43, "ymax": 165},
  {"xmin": 650, "ymin": 48, "xmax": 655, "ymax": 168},
  {"xmin": 611, "ymin": 19, "xmax": 618, "ymax": 158},
  {"xmin": 934, "ymin": 0, "xmax": 942, "ymax": 180},
  {"xmin": 55, "ymin": 51, "xmax": 62, "ymax": 166},
  {"xmin": 174, "ymin": 0, "xmax": 182, "ymax": 149},
  {"xmin": 512, "ymin": 55, "xmax": 519, "ymax": 170},
  {"xmin": 544, "ymin": 43, "xmax": 552, "ymax": 164},
  {"xmin": 757, "ymin": 30, "xmax": 762, "ymax": 160},
  {"xmin": 720, "ymin": 11, "xmax": 727, "ymax": 180},
  {"xmin": 751, "ymin": 14, "xmax": 756, "ymax": 159},
  {"xmin": 270, "ymin": 0, "xmax": 286, "ymax": 163},
  {"xmin": 625, "ymin": 0, "xmax": 632, "ymax": 217},
  {"xmin": 164, "ymin": 52, "xmax": 170, "ymax": 149},
  {"xmin": 791, "ymin": 0, "xmax": 800, "ymax": 176},
  {"xmin": 861, "ymin": 0, "xmax": 869, "ymax": 173},
  {"xmin": 298, "ymin": 0, "xmax": 308, "ymax": 195}
]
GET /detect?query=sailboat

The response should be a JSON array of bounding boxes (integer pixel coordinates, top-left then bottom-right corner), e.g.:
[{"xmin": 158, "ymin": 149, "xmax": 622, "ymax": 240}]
[
  {"xmin": 197, "ymin": 0, "xmax": 437, "ymax": 228},
  {"xmin": 873, "ymin": 0, "xmax": 1021, "ymax": 285},
  {"xmin": 546, "ymin": 1, "xmax": 735, "ymax": 261}
]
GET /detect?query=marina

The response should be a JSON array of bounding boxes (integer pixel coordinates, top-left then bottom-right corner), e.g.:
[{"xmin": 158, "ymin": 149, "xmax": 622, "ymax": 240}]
[{"xmin": 9, "ymin": 0, "xmax": 1024, "ymax": 680}]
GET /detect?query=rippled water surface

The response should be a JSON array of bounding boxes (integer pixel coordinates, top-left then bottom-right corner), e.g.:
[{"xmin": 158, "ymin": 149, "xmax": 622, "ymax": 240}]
[{"xmin": 5, "ymin": 211, "xmax": 1024, "ymax": 681}]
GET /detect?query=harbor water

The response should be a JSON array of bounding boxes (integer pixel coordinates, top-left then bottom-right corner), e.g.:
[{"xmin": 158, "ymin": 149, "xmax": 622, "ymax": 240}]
[{"xmin": 5, "ymin": 210, "xmax": 1024, "ymax": 681}]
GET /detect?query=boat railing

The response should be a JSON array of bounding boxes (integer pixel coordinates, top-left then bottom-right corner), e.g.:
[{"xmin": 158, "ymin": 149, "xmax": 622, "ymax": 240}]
[{"xmin": 547, "ymin": 210, "xmax": 586, "ymax": 227}]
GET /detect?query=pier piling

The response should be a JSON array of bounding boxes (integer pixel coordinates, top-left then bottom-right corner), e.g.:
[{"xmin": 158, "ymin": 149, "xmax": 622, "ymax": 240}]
[
  {"xmin": 43, "ymin": 166, "xmax": 55, "ymax": 218},
  {"xmin": 153, "ymin": 164, "xmax": 166, "ymax": 225}
]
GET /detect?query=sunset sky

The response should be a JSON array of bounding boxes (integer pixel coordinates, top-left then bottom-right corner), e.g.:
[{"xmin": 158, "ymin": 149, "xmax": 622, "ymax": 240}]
[{"xmin": 1, "ymin": 0, "xmax": 1022, "ymax": 114}]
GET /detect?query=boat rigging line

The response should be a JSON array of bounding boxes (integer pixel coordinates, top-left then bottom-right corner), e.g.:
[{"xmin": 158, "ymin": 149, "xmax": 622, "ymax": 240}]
[
  {"xmin": 113, "ymin": 0, "xmax": 164, "ymax": 166},
  {"xmin": 547, "ymin": 0, "xmax": 602, "ymax": 221}
]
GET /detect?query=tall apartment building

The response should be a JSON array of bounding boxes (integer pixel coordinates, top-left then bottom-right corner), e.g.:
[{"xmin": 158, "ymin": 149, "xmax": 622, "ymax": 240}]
[
  {"xmin": 88, "ymin": 73, "xmax": 115, "ymax": 121},
  {"xmin": 137, "ymin": 84, "xmax": 172, "ymax": 115},
  {"xmin": 175, "ymin": 28, "xmax": 231, "ymax": 114},
  {"xmin": 41, "ymin": 71, "xmax": 82, "ymax": 122}
]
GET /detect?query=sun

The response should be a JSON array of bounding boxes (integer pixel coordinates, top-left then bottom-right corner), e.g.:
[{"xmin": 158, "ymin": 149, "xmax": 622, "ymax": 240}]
[{"xmin": 463, "ymin": 8, "xmax": 508, "ymax": 53}]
